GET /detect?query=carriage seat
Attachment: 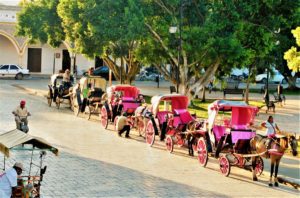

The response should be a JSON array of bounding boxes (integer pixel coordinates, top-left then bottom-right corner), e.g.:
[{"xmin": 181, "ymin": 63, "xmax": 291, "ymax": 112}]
[
  {"xmin": 88, "ymin": 88, "xmax": 103, "ymax": 103},
  {"xmin": 156, "ymin": 111, "xmax": 172, "ymax": 124},
  {"xmin": 213, "ymin": 125, "xmax": 226, "ymax": 141},
  {"xmin": 231, "ymin": 130, "xmax": 256, "ymax": 144},
  {"xmin": 174, "ymin": 109, "xmax": 194, "ymax": 124}
]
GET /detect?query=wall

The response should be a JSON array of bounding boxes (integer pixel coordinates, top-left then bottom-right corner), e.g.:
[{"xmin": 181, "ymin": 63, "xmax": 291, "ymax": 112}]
[{"xmin": 0, "ymin": 35, "xmax": 18, "ymax": 65}]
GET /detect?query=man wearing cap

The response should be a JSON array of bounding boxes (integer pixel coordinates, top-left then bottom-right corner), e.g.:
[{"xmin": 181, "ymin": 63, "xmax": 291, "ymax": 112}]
[
  {"xmin": 12, "ymin": 100, "xmax": 31, "ymax": 130},
  {"xmin": 117, "ymin": 112, "xmax": 131, "ymax": 138},
  {"xmin": 0, "ymin": 162, "xmax": 23, "ymax": 198}
]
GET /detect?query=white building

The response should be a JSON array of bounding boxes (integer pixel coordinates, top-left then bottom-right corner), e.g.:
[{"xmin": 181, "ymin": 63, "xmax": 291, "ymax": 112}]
[{"xmin": 0, "ymin": 4, "xmax": 102, "ymax": 75}]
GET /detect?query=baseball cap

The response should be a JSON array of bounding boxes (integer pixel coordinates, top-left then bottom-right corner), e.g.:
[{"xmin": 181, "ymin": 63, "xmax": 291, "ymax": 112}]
[{"xmin": 14, "ymin": 162, "xmax": 23, "ymax": 170}]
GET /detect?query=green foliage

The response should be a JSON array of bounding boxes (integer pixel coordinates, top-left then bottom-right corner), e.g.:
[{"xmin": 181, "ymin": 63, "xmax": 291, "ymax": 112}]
[
  {"xmin": 284, "ymin": 27, "xmax": 300, "ymax": 73},
  {"xmin": 16, "ymin": 0, "xmax": 64, "ymax": 47}
]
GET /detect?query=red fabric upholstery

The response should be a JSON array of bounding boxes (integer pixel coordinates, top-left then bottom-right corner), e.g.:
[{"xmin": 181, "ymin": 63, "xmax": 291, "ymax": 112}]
[
  {"xmin": 157, "ymin": 111, "xmax": 171, "ymax": 124},
  {"xmin": 213, "ymin": 125, "xmax": 226, "ymax": 141},
  {"xmin": 174, "ymin": 109, "xmax": 194, "ymax": 124}
]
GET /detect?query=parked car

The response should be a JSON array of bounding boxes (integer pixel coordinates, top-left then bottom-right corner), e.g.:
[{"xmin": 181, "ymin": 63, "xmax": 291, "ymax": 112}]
[
  {"xmin": 255, "ymin": 69, "xmax": 286, "ymax": 84},
  {"xmin": 0, "ymin": 64, "xmax": 30, "ymax": 80},
  {"xmin": 83, "ymin": 66, "xmax": 116, "ymax": 80},
  {"xmin": 230, "ymin": 68, "xmax": 249, "ymax": 81}
]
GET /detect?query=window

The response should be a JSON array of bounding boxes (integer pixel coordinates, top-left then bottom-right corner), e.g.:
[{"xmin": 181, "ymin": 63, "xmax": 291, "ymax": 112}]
[
  {"xmin": 0, "ymin": 65, "xmax": 9, "ymax": 70},
  {"xmin": 10, "ymin": 65, "xmax": 19, "ymax": 70}
]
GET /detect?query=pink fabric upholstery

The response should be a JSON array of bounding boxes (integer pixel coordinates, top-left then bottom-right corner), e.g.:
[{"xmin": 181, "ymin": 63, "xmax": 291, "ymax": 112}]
[
  {"xmin": 231, "ymin": 124, "xmax": 248, "ymax": 130},
  {"xmin": 123, "ymin": 102, "xmax": 140, "ymax": 111},
  {"xmin": 157, "ymin": 111, "xmax": 171, "ymax": 124},
  {"xmin": 122, "ymin": 97, "xmax": 134, "ymax": 101},
  {"xmin": 231, "ymin": 131, "xmax": 256, "ymax": 144},
  {"xmin": 172, "ymin": 116, "xmax": 182, "ymax": 127},
  {"xmin": 213, "ymin": 125, "xmax": 226, "ymax": 141},
  {"xmin": 174, "ymin": 109, "xmax": 194, "ymax": 124}
]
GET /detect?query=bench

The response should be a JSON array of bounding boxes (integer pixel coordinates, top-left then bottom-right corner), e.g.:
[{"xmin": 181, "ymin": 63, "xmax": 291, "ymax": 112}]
[
  {"xmin": 223, "ymin": 82, "xmax": 244, "ymax": 98},
  {"xmin": 223, "ymin": 89, "xmax": 245, "ymax": 98}
]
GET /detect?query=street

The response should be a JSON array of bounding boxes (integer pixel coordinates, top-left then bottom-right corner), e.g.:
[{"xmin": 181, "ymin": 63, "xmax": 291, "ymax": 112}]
[{"xmin": 0, "ymin": 79, "xmax": 299, "ymax": 197}]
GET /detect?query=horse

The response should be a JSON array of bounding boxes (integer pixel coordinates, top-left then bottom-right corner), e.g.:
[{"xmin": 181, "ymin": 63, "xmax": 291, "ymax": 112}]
[{"xmin": 250, "ymin": 134, "xmax": 298, "ymax": 186}]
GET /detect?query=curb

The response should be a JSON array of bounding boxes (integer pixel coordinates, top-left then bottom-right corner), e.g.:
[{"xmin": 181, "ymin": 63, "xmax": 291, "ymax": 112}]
[{"xmin": 12, "ymin": 84, "xmax": 47, "ymax": 98}]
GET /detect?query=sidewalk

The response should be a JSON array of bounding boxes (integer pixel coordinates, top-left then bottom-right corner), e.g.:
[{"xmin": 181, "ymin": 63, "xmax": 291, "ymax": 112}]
[{"xmin": 10, "ymin": 78, "xmax": 300, "ymax": 135}]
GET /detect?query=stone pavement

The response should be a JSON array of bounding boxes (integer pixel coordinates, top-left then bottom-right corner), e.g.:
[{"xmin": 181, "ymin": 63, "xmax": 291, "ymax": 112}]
[{"xmin": 0, "ymin": 79, "xmax": 299, "ymax": 197}]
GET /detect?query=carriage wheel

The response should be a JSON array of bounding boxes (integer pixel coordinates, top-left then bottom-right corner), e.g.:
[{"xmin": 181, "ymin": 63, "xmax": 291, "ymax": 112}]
[
  {"xmin": 197, "ymin": 137, "xmax": 208, "ymax": 167},
  {"xmin": 145, "ymin": 121, "xmax": 155, "ymax": 146},
  {"xmin": 55, "ymin": 98, "xmax": 60, "ymax": 109},
  {"xmin": 255, "ymin": 156, "xmax": 264, "ymax": 176},
  {"xmin": 113, "ymin": 116, "xmax": 119, "ymax": 131},
  {"xmin": 47, "ymin": 91, "xmax": 52, "ymax": 107},
  {"xmin": 165, "ymin": 136, "xmax": 174, "ymax": 153},
  {"xmin": 219, "ymin": 155, "xmax": 231, "ymax": 177},
  {"xmin": 137, "ymin": 119, "xmax": 145, "ymax": 137},
  {"xmin": 100, "ymin": 106, "xmax": 109, "ymax": 129}
]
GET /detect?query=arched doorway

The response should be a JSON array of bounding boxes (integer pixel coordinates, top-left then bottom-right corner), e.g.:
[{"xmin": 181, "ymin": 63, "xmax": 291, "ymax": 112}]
[{"xmin": 0, "ymin": 34, "xmax": 19, "ymax": 65}]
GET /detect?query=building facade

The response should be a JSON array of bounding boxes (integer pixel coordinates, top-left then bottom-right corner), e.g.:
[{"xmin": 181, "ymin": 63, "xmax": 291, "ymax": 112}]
[{"xmin": 0, "ymin": 4, "xmax": 97, "ymax": 75}]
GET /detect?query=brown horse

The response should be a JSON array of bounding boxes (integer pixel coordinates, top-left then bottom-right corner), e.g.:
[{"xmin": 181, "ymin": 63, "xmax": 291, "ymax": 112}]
[{"xmin": 250, "ymin": 134, "xmax": 298, "ymax": 186}]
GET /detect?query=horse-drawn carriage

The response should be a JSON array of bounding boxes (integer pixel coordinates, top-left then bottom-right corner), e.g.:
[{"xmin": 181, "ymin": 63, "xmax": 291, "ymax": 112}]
[
  {"xmin": 193, "ymin": 100, "xmax": 264, "ymax": 177},
  {"xmin": 0, "ymin": 129, "xmax": 58, "ymax": 198},
  {"xmin": 72, "ymin": 76, "xmax": 107, "ymax": 119},
  {"xmin": 143, "ymin": 94, "xmax": 197, "ymax": 149},
  {"xmin": 47, "ymin": 74, "xmax": 74, "ymax": 109},
  {"xmin": 100, "ymin": 85, "xmax": 143, "ymax": 129}
]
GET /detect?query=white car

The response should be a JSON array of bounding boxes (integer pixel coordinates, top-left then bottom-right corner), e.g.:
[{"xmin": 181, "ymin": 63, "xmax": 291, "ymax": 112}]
[
  {"xmin": 0, "ymin": 64, "xmax": 30, "ymax": 80},
  {"xmin": 255, "ymin": 69, "xmax": 286, "ymax": 84}
]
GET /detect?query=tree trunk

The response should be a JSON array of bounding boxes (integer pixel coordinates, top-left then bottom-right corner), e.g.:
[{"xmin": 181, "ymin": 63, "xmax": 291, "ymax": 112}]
[
  {"xmin": 201, "ymin": 87, "xmax": 206, "ymax": 102},
  {"xmin": 244, "ymin": 65, "xmax": 252, "ymax": 104}
]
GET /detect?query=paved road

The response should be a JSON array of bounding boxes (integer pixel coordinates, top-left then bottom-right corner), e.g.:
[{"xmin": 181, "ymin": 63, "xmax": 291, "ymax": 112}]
[{"xmin": 0, "ymin": 79, "xmax": 299, "ymax": 197}]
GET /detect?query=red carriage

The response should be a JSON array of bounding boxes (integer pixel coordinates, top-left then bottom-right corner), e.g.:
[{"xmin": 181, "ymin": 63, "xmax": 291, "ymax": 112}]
[
  {"xmin": 144, "ymin": 94, "xmax": 198, "ymax": 150},
  {"xmin": 196, "ymin": 100, "xmax": 264, "ymax": 177},
  {"xmin": 100, "ymin": 85, "xmax": 143, "ymax": 129}
]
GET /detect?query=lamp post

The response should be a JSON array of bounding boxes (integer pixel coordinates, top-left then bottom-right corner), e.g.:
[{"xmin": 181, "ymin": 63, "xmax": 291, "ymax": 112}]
[
  {"xmin": 169, "ymin": 0, "xmax": 183, "ymax": 93},
  {"xmin": 70, "ymin": 51, "xmax": 76, "ymax": 83},
  {"xmin": 265, "ymin": 68, "xmax": 269, "ymax": 102}
]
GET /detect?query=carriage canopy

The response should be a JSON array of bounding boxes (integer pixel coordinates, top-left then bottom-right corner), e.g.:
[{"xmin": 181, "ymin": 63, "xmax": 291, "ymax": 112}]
[
  {"xmin": 0, "ymin": 129, "xmax": 59, "ymax": 157},
  {"xmin": 208, "ymin": 100, "xmax": 258, "ymax": 128},
  {"xmin": 151, "ymin": 94, "xmax": 189, "ymax": 116},
  {"xmin": 107, "ymin": 85, "xmax": 140, "ymax": 100}
]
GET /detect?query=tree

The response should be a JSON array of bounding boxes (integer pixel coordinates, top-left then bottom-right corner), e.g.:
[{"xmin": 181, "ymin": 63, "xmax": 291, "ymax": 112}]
[
  {"xmin": 16, "ymin": 0, "xmax": 64, "ymax": 47},
  {"xmin": 57, "ymin": 0, "xmax": 146, "ymax": 83},
  {"xmin": 284, "ymin": 27, "xmax": 300, "ymax": 73},
  {"xmin": 138, "ymin": 0, "xmax": 248, "ymax": 97}
]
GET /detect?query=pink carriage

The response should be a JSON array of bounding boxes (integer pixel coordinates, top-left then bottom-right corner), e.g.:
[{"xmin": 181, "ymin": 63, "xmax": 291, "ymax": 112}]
[
  {"xmin": 100, "ymin": 85, "xmax": 143, "ymax": 129},
  {"xmin": 196, "ymin": 100, "xmax": 263, "ymax": 177},
  {"xmin": 145, "ymin": 94, "xmax": 196, "ymax": 147}
]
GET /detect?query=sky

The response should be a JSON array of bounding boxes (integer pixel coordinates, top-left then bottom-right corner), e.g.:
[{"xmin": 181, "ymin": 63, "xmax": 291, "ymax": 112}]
[{"xmin": 0, "ymin": 0, "xmax": 19, "ymax": 5}]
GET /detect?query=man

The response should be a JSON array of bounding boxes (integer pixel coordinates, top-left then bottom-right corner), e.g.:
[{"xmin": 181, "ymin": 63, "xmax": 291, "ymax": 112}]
[
  {"xmin": 12, "ymin": 100, "xmax": 31, "ymax": 130},
  {"xmin": 62, "ymin": 69, "xmax": 72, "ymax": 89},
  {"xmin": 261, "ymin": 116, "xmax": 281, "ymax": 149},
  {"xmin": 0, "ymin": 162, "xmax": 23, "ymax": 198},
  {"xmin": 88, "ymin": 67, "xmax": 94, "ymax": 76},
  {"xmin": 116, "ymin": 113, "xmax": 131, "ymax": 138}
]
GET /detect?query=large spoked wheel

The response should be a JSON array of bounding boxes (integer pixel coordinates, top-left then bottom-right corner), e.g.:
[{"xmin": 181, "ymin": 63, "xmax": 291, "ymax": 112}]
[
  {"xmin": 55, "ymin": 98, "xmax": 60, "ymax": 109},
  {"xmin": 165, "ymin": 136, "xmax": 174, "ymax": 153},
  {"xmin": 219, "ymin": 155, "xmax": 231, "ymax": 177},
  {"xmin": 255, "ymin": 156, "xmax": 264, "ymax": 176},
  {"xmin": 113, "ymin": 116, "xmax": 119, "ymax": 131},
  {"xmin": 100, "ymin": 106, "xmax": 109, "ymax": 129},
  {"xmin": 197, "ymin": 137, "xmax": 208, "ymax": 167},
  {"xmin": 145, "ymin": 120, "xmax": 155, "ymax": 146}
]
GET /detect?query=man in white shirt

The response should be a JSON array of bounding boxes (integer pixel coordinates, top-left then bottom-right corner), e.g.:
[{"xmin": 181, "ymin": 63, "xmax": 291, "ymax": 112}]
[
  {"xmin": 12, "ymin": 100, "xmax": 31, "ymax": 130},
  {"xmin": 261, "ymin": 116, "xmax": 281, "ymax": 149},
  {"xmin": 117, "ymin": 113, "xmax": 131, "ymax": 138},
  {"xmin": 0, "ymin": 162, "xmax": 23, "ymax": 198}
]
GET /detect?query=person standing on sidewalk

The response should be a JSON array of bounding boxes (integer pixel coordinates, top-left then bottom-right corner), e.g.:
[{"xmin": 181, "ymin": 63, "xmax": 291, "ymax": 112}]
[{"xmin": 117, "ymin": 113, "xmax": 131, "ymax": 138}]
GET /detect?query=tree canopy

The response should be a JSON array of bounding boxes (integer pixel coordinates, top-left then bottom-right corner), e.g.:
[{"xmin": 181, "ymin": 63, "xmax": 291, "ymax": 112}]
[{"xmin": 284, "ymin": 27, "xmax": 300, "ymax": 73}]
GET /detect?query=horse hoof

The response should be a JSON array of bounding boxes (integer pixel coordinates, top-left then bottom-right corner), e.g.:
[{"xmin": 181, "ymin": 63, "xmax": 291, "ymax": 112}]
[
  {"xmin": 253, "ymin": 177, "xmax": 258, "ymax": 181},
  {"xmin": 274, "ymin": 182, "xmax": 279, "ymax": 187},
  {"xmin": 269, "ymin": 183, "xmax": 273, "ymax": 187}
]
